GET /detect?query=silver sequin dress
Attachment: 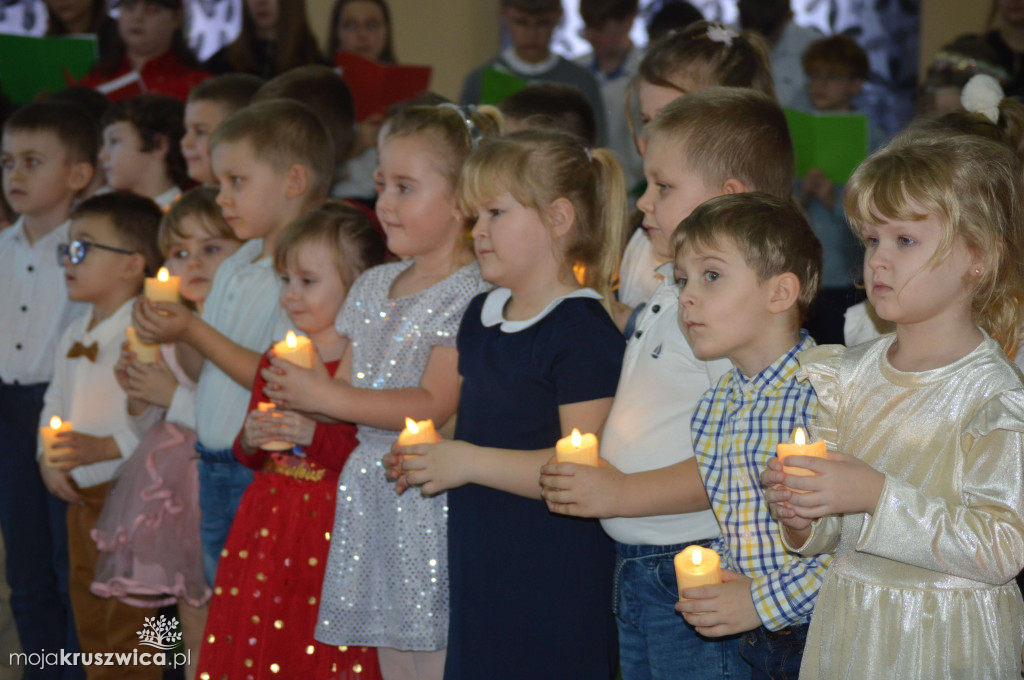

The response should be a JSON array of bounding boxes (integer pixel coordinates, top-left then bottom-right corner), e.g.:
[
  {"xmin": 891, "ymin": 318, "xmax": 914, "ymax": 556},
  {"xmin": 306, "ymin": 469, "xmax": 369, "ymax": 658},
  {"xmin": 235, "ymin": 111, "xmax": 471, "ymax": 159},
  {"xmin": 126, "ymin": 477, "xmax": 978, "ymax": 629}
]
[
  {"xmin": 790, "ymin": 335, "xmax": 1024, "ymax": 679},
  {"xmin": 315, "ymin": 260, "xmax": 488, "ymax": 651}
]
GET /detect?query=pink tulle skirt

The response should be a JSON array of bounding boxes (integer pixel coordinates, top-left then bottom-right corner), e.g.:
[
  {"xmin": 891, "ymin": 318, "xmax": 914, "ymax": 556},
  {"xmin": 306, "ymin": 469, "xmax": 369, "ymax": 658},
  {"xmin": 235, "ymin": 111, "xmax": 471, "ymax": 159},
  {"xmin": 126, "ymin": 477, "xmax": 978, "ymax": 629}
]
[{"xmin": 91, "ymin": 422, "xmax": 210, "ymax": 608}]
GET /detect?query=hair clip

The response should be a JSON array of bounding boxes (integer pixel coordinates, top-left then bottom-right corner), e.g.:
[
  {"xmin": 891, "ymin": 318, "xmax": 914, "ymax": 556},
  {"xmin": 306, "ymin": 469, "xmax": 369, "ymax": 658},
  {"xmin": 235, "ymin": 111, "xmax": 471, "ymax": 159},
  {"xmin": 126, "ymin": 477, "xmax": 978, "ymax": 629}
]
[
  {"xmin": 438, "ymin": 102, "xmax": 484, "ymax": 149},
  {"xmin": 583, "ymin": 147, "xmax": 593, "ymax": 163},
  {"xmin": 705, "ymin": 24, "xmax": 738, "ymax": 47},
  {"xmin": 961, "ymin": 74, "xmax": 1004, "ymax": 124}
]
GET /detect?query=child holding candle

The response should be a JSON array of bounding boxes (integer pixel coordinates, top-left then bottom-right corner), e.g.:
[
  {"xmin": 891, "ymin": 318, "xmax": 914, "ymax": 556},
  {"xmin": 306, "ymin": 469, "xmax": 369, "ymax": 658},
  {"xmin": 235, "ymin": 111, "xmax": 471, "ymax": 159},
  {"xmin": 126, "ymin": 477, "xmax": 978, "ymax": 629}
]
[
  {"xmin": 42, "ymin": 192, "xmax": 165, "ymax": 678},
  {"xmin": 197, "ymin": 202, "xmax": 384, "ymax": 680},
  {"xmin": 260, "ymin": 104, "xmax": 499, "ymax": 680},
  {"xmin": 131, "ymin": 100, "xmax": 334, "ymax": 585},
  {"xmin": 762, "ymin": 132, "xmax": 1024, "ymax": 678},
  {"xmin": 0, "ymin": 100, "xmax": 96, "ymax": 669},
  {"xmin": 539, "ymin": 88, "xmax": 795, "ymax": 680},
  {"xmin": 388, "ymin": 129, "xmax": 627, "ymax": 680},
  {"xmin": 671, "ymin": 193, "xmax": 830, "ymax": 679},
  {"xmin": 93, "ymin": 188, "xmax": 242, "ymax": 679}
]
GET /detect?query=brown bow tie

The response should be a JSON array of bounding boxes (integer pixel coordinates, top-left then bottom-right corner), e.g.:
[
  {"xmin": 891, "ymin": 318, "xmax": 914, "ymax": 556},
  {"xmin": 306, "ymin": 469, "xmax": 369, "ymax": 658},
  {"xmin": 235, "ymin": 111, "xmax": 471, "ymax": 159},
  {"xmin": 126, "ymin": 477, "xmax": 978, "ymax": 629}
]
[{"xmin": 67, "ymin": 341, "xmax": 98, "ymax": 362}]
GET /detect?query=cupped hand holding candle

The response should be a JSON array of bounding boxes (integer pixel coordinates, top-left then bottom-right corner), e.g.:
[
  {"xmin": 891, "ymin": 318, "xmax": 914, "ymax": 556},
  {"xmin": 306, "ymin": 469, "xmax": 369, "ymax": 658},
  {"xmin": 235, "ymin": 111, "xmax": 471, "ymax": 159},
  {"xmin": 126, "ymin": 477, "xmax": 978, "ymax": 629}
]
[
  {"xmin": 674, "ymin": 545, "xmax": 721, "ymax": 599},
  {"xmin": 144, "ymin": 267, "xmax": 181, "ymax": 304},
  {"xmin": 40, "ymin": 416, "xmax": 72, "ymax": 468},
  {"xmin": 555, "ymin": 428, "xmax": 599, "ymax": 466},
  {"xmin": 776, "ymin": 427, "xmax": 827, "ymax": 479},
  {"xmin": 257, "ymin": 401, "xmax": 293, "ymax": 451},
  {"xmin": 272, "ymin": 331, "xmax": 314, "ymax": 369},
  {"xmin": 397, "ymin": 418, "xmax": 439, "ymax": 459}
]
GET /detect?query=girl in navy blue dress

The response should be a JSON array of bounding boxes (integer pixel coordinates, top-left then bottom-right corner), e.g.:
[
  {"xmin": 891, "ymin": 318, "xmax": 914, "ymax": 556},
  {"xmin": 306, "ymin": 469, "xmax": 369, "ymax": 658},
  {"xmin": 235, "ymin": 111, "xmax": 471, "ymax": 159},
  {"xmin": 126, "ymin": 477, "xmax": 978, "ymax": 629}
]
[{"xmin": 389, "ymin": 129, "xmax": 628, "ymax": 680}]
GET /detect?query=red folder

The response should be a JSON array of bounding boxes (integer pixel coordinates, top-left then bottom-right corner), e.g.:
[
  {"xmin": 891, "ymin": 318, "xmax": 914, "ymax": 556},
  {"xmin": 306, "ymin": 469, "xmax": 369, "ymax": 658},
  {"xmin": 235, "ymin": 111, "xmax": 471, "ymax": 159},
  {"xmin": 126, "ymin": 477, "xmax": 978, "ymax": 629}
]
[{"xmin": 334, "ymin": 51, "xmax": 432, "ymax": 121}]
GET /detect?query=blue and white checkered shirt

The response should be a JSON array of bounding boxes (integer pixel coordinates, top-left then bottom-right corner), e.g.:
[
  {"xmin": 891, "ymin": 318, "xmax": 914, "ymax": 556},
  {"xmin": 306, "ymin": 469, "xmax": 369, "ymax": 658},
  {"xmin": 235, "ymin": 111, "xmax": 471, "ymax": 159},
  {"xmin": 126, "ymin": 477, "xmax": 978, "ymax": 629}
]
[{"xmin": 691, "ymin": 331, "xmax": 831, "ymax": 630}]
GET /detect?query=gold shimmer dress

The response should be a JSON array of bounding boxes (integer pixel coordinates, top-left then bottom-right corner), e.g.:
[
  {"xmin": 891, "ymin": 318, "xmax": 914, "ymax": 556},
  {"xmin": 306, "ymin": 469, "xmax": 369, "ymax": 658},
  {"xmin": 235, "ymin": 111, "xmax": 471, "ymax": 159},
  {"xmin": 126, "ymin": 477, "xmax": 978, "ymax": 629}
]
[{"xmin": 791, "ymin": 335, "xmax": 1024, "ymax": 680}]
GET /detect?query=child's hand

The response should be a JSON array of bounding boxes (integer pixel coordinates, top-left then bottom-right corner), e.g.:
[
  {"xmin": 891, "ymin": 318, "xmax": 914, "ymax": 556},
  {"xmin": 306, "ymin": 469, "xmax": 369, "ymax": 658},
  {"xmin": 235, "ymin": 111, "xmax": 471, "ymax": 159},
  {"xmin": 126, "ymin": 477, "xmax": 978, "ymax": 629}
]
[
  {"xmin": 260, "ymin": 409, "xmax": 316, "ymax": 447},
  {"xmin": 114, "ymin": 341, "xmax": 135, "ymax": 393},
  {"xmin": 801, "ymin": 168, "xmax": 835, "ymax": 208},
  {"xmin": 399, "ymin": 439, "xmax": 473, "ymax": 496},
  {"xmin": 48, "ymin": 432, "xmax": 120, "ymax": 470},
  {"xmin": 240, "ymin": 407, "xmax": 288, "ymax": 452},
  {"xmin": 539, "ymin": 457, "xmax": 624, "ymax": 518},
  {"xmin": 132, "ymin": 297, "xmax": 193, "ymax": 344},
  {"xmin": 676, "ymin": 569, "xmax": 761, "ymax": 636},
  {"xmin": 780, "ymin": 451, "xmax": 885, "ymax": 518},
  {"xmin": 760, "ymin": 457, "xmax": 814, "ymax": 533},
  {"xmin": 382, "ymin": 450, "xmax": 411, "ymax": 495},
  {"xmin": 261, "ymin": 350, "xmax": 332, "ymax": 413},
  {"xmin": 38, "ymin": 461, "xmax": 82, "ymax": 505},
  {"xmin": 122, "ymin": 356, "xmax": 178, "ymax": 408}
]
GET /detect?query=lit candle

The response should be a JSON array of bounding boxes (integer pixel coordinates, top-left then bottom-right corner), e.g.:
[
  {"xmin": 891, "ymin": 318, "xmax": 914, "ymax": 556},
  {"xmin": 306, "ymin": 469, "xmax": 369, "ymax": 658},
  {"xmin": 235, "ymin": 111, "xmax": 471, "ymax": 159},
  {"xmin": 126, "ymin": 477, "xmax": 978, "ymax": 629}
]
[
  {"xmin": 272, "ymin": 331, "xmax": 313, "ymax": 369},
  {"xmin": 397, "ymin": 418, "xmax": 439, "ymax": 447},
  {"xmin": 776, "ymin": 427, "xmax": 827, "ymax": 479},
  {"xmin": 555, "ymin": 428, "xmax": 599, "ymax": 466},
  {"xmin": 257, "ymin": 402, "xmax": 292, "ymax": 451},
  {"xmin": 39, "ymin": 416, "xmax": 72, "ymax": 468},
  {"xmin": 674, "ymin": 545, "xmax": 721, "ymax": 598},
  {"xmin": 125, "ymin": 327, "xmax": 159, "ymax": 364},
  {"xmin": 144, "ymin": 267, "xmax": 181, "ymax": 304}
]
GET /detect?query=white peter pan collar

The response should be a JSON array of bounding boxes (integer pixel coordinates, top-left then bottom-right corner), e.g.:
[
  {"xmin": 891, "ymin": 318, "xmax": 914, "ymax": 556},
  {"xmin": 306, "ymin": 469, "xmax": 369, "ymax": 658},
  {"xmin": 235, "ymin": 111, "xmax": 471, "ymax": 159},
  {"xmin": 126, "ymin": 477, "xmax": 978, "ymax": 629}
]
[{"xmin": 480, "ymin": 287, "xmax": 603, "ymax": 333}]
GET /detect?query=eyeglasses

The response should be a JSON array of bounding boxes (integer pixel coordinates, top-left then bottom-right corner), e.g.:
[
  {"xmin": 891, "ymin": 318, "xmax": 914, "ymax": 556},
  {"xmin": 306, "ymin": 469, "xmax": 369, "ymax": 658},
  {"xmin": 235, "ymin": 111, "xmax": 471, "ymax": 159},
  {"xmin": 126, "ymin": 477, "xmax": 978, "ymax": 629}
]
[{"xmin": 57, "ymin": 239, "xmax": 137, "ymax": 266}]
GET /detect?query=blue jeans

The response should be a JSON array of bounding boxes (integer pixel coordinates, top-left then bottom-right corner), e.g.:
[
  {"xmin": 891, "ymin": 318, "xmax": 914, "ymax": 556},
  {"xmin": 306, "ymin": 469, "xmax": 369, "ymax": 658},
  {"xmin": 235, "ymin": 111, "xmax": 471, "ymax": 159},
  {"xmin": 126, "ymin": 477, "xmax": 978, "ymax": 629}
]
[
  {"xmin": 614, "ymin": 541, "xmax": 743, "ymax": 680},
  {"xmin": 0, "ymin": 381, "xmax": 83, "ymax": 679},
  {"xmin": 740, "ymin": 624, "xmax": 808, "ymax": 680},
  {"xmin": 196, "ymin": 443, "xmax": 253, "ymax": 585}
]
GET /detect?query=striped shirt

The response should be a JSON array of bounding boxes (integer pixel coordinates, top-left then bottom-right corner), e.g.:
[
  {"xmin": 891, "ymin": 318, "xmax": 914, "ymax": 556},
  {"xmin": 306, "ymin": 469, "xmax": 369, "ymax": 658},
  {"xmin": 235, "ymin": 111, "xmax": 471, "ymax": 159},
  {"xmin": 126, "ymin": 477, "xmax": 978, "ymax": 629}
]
[{"xmin": 691, "ymin": 331, "xmax": 830, "ymax": 630}]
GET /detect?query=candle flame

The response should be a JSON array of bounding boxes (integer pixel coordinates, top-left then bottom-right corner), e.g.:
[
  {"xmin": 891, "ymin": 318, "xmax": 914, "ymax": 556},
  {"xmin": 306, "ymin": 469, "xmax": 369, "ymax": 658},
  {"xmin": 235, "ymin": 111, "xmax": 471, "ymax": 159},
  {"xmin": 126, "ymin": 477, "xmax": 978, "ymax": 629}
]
[
  {"xmin": 691, "ymin": 549, "xmax": 703, "ymax": 566},
  {"xmin": 50, "ymin": 416, "xmax": 62, "ymax": 429},
  {"xmin": 793, "ymin": 427, "xmax": 807, "ymax": 445},
  {"xmin": 286, "ymin": 330, "xmax": 297, "ymax": 349},
  {"xmin": 570, "ymin": 428, "xmax": 582, "ymax": 447},
  {"xmin": 157, "ymin": 267, "xmax": 169, "ymax": 282},
  {"xmin": 405, "ymin": 418, "xmax": 419, "ymax": 434}
]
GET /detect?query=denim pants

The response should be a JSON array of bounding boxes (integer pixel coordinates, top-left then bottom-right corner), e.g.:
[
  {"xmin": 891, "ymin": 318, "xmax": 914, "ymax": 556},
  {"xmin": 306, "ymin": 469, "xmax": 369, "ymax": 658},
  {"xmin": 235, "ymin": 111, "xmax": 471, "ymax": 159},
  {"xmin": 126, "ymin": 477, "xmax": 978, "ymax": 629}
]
[
  {"xmin": 614, "ymin": 540, "xmax": 743, "ymax": 680},
  {"xmin": 740, "ymin": 623, "xmax": 808, "ymax": 680},
  {"xmin": 196, "ymin": 442, "xmax": 253, "ymax": 586},
  {"xmin": 0, "ymin": 382, "xmax": 83, "ymax": 680}
]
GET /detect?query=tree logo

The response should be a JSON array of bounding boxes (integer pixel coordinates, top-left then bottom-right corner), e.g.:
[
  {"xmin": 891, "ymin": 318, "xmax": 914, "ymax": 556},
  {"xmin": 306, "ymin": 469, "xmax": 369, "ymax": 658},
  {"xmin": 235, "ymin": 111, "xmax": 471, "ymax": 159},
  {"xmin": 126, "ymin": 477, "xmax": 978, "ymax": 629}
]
[{"xmin": 137, "ymin": 615, "xmax": 182, "ymax": 651}]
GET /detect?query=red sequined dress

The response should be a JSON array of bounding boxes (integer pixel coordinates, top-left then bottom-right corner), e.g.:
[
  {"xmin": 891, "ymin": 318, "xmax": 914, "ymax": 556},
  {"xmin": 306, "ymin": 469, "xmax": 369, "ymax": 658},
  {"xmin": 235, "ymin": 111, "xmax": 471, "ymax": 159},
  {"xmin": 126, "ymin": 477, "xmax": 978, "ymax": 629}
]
[{"xmin": 196, "ymin": 353, "xmax": 380, "ymax": 680}]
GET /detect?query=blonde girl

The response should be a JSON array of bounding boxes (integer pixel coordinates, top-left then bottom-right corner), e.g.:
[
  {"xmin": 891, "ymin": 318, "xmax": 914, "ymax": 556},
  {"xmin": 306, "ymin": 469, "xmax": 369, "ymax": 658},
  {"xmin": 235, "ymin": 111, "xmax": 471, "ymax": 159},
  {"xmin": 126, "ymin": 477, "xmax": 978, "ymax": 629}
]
[
  {"xmin": 99, "ymin": 188, "xmax": 242, "ymax": 680},
  {"xmin": 391, "ymin": 129, "xmax": 628, "ymax": 680},
  {"xmin": 763, "ymin": 130, "xmax": 1024, "ymax": 679},
  {"xmin": 261, "ymin": 104, "xmax": 501, "ymax": 680},
  {"xmin": 620, "ymin": 19, "xmax": 776, "ymax": 306}
]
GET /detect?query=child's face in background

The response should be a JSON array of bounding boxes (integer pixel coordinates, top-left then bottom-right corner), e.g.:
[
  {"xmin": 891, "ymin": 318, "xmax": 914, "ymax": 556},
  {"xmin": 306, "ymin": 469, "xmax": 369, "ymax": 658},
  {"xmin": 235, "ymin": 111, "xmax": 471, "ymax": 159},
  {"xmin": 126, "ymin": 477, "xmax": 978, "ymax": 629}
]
[
  {"xmin": 212, "ymin": 139, "xmax": 291, "ymax": 241},
  {"xmin": 471, "ymin": 190, "xmax": 554, "ymax": 290},
  {"xmin": 806, "ymin": 69, "xmax": 862, "ymax": 112},
  {"xmin": 374, "ymin": 134, "xmax": 463, "ymax": 260},
  {"xmin": 245, "ymin": 0, "xmax": 279, "ymax": 38},
  {"xmin": 279, "ymin": 239, "xmax": 348, "ymax": 339},
  {"xmin": 118, "ymin": 0, "xmax": 180, "ymax": 60},
  {"xmin": 182, "ymin": 99, "xmax": 230, "ymax": 185},
  {"xmin": 862, "ymin": 213, "xmax": 978, "ymax": 330},
  {"xmin": 1, "ymin": 129, "xmax": 88, "ymax": 222},
  {"xmin": 636, "ymin": 136, "xmax": 723, "ymax": 262},
  {"xmin": 100, "ymin": 121, "xmax": 165, "ymax": 194},
  {"xmin": 675, "ymin": 236, "xmax": 777, "ymax": 373},
  {"xmin": 337, "ymin": 0, "xmax": 388, "ymax": 61},
  {"xmin": 163, "ymin": 216, "xmax": 242, "ymax": 304},
  {"xmin": 501, "ymin": 7, "xmax": 559, "ymax": 64}
]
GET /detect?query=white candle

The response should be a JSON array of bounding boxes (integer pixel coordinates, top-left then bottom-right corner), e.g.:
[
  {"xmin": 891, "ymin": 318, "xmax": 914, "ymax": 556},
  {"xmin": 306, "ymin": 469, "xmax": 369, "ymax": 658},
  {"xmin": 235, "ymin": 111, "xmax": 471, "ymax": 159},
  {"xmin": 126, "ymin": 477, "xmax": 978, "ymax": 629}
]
[
  {"xmin": 397, "ymin": 418, "xmax": 439, "ymax": 447},
  {"xmin": 125, "ymin": 327, "xmax": 159, "ymax": 363},
  {"xmin": 272, "ymin": 331, "xmax": 313, "ymax": 368},
  {"xmin": 555, "ymin": 428, "xmax": 599, "ymax": 466},
  {"xmin": 39, "ymin": 416, "xmax": 72, "ymax": 468},
  {"xmin": 257, "ymin": 402, "xmax": 293, "ymax": 451},
  {"xmin": 144, "ymin": 267, "xmax": 180, "ymax": 304},
  {"xmin": 776, "ymin": 427, "xmax": 827, "ymax": 479},
  {"xmin": 674, "ymin": 545, "xmax": 721, "ymax": 599}
]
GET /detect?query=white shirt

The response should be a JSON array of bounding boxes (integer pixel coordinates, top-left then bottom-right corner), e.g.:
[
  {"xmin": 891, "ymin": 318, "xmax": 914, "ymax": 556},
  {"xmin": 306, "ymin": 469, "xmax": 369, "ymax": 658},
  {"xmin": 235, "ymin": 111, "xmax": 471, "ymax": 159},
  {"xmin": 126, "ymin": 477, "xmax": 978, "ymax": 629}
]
[
  {"xmin": 601, "ymin": 263, "xmax": 731, "ymax": 545},
  {"xmin": 0, "ymin": 218, "xmax": 87, "ymax": 384},
  {"xmin": 617, "ymin": 228, "xmax": 665, "ymax": 308},
  {"xmin": 195, "ymin": 239, "xmax": 290, "ymax": 449},
  {"xmin": 771, "ymin": 20, "xmax": 819, "ymax": 112},
  {"xmin": 39, "ymin": 299, "xmax": 138, "ymax": 488},
  {"xmin": 154, "ymin": 186, "xmax": 182, "ymax": 211}
]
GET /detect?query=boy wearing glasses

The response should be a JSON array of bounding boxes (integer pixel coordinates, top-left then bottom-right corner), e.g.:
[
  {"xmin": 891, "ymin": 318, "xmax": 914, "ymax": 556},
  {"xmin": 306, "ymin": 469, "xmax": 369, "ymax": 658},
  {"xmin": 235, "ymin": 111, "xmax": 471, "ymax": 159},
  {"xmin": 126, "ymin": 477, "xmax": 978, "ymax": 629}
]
[
  {"xmin": 0, "ymin": 100, "xmax": 95, "ymax": 671},
  {"xmin": 798, "ymin": 34, "xmax": 885, "ymax": 344},
  {"xmin": 41, "ymin": 192, "xmax": 164, "ymax": 678}
]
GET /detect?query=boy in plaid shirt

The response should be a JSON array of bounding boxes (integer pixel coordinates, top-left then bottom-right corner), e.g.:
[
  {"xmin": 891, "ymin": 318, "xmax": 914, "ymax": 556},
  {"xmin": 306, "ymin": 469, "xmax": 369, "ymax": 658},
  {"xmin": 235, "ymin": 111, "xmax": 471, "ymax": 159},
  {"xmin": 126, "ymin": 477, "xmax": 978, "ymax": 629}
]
[{"xmin": 674, "ymin": 193, "xmax": 831, "ymax": 679}]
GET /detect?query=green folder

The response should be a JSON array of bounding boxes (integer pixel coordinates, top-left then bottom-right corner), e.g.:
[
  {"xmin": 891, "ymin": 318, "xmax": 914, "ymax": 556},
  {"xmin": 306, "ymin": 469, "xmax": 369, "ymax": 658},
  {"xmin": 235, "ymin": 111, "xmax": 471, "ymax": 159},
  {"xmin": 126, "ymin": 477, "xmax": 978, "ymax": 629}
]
[
  {"xmin": 0, "ymin": 34, "xmax": 98, "ymax": 104},
  {"xmin": 480, "ymin": 68, "xmax": 527, "ymax": 106},
  {"xmin": 784, "ymin": 108, "xmax": 869, "ymax": 184}
]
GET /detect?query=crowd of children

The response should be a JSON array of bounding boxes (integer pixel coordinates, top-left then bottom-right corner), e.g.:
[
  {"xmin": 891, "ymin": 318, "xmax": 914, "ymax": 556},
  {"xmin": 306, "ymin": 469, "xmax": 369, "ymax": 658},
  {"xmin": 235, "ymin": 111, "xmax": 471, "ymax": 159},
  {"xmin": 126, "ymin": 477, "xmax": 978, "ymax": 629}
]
[{"xmin": 3, "ymin": 1, "xmax": 1024, "ymax": 680}]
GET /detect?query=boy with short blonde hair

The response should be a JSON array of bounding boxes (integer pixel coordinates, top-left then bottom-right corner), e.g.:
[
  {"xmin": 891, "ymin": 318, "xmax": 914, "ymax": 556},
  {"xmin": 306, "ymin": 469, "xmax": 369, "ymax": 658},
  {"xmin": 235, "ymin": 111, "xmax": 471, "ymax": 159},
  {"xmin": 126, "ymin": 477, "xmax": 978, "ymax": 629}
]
[
  {"xmin": 674, "ymin": 192, "xmax": 828, "ymax": 679},
  {"xmin": 133, "ymin": 99, "xmax": 333, "ymax": 583}
]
